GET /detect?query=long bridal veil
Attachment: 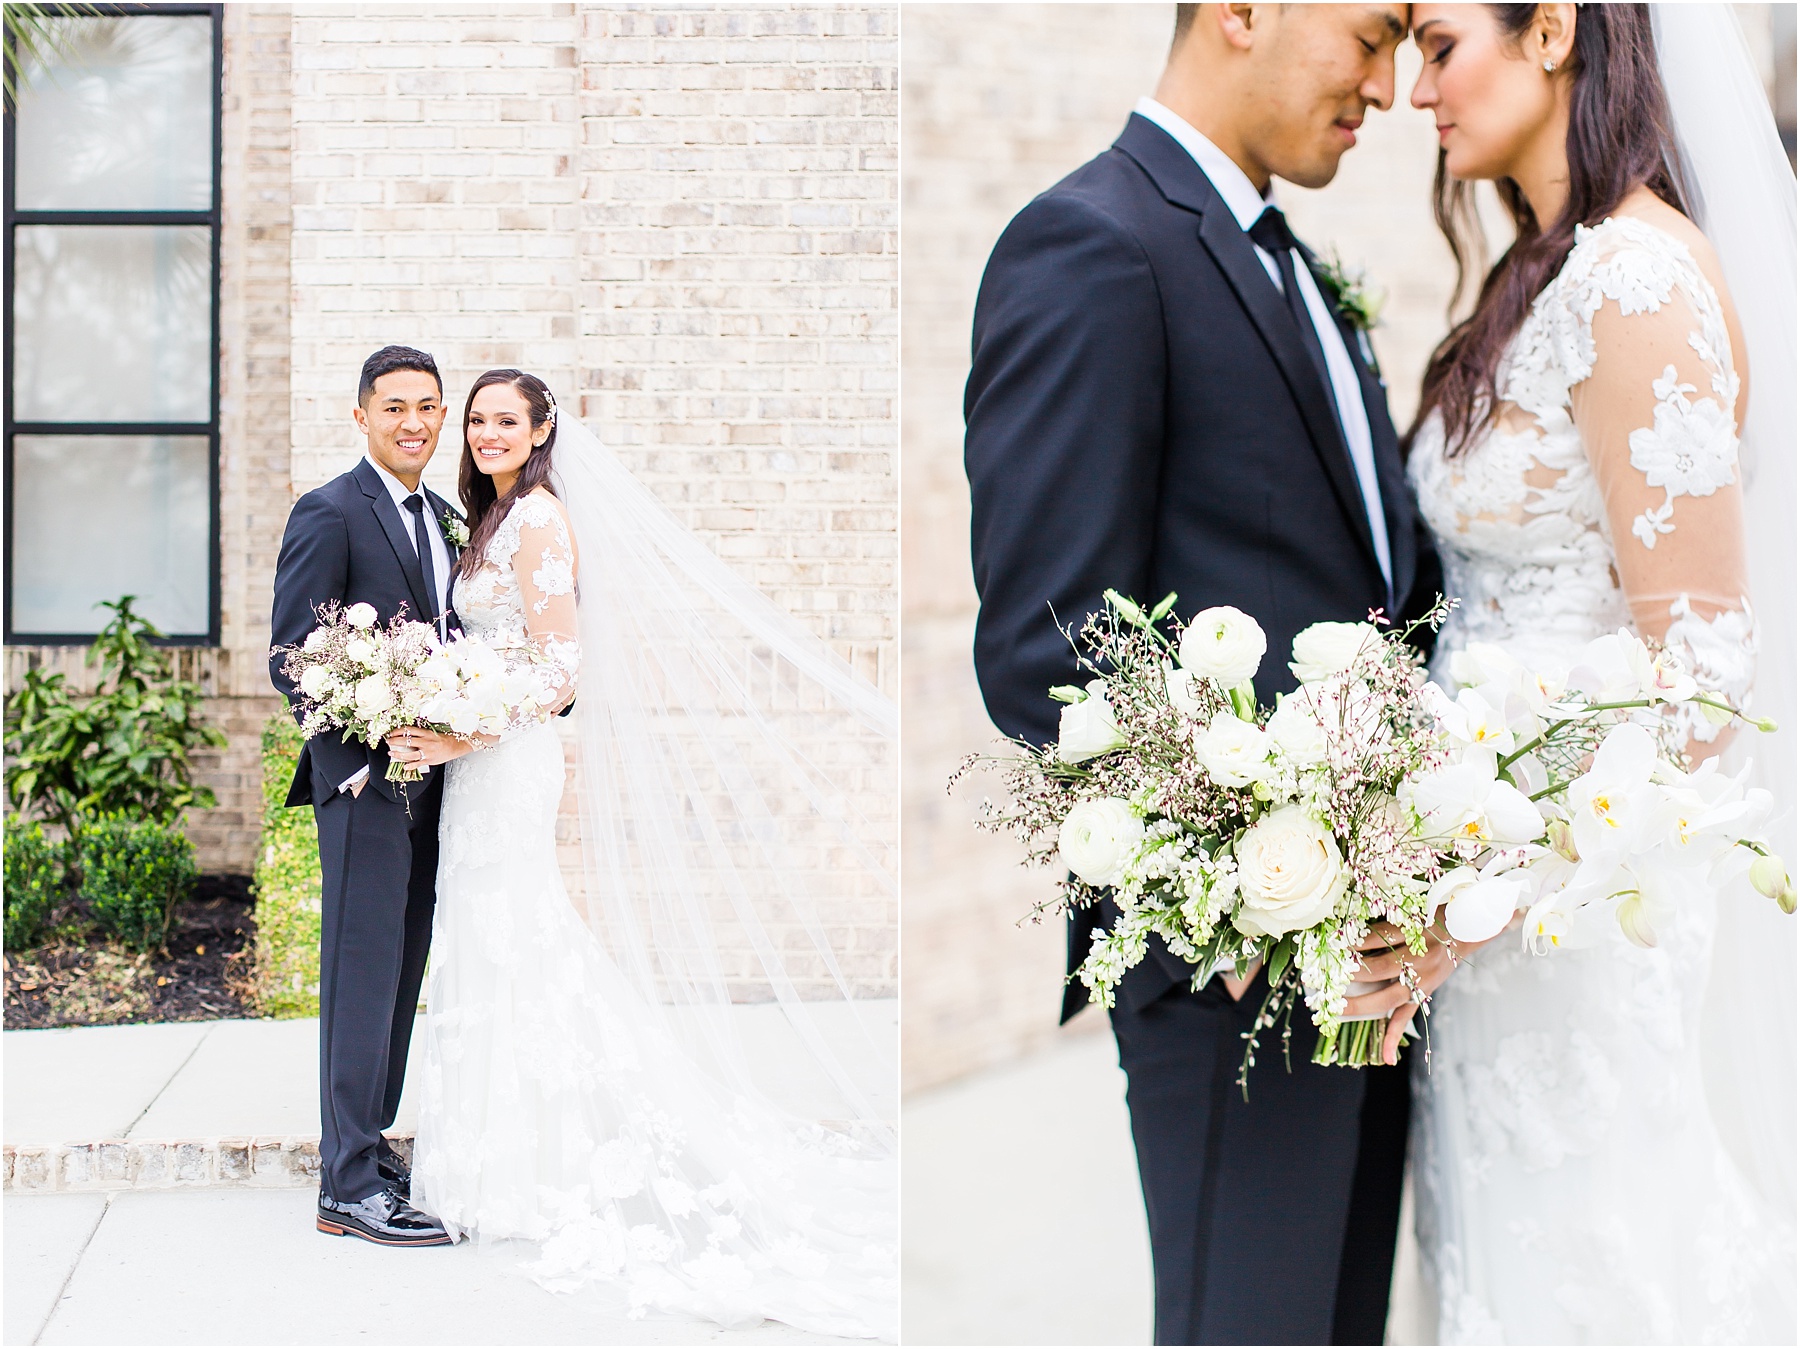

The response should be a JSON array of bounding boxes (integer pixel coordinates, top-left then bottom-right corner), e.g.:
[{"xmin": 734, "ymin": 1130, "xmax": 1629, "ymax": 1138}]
[
  {"xmin": 1653, "ymin": 3, "xmax": 1798, "ymax": 1223},
  {"xmin": 546, "ymin": 408, "xmax": 897, "ymax": 1331}
]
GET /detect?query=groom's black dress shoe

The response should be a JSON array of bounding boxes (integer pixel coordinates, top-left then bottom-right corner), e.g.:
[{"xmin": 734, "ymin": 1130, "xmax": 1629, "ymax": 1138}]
[
  {"xmin": 316, "ymin": 1187, "xmax": 451, "ymax": 1247},
  {"xmin": 376, "ymin": 1144, "xmax": 411, "ymax": 1199}
]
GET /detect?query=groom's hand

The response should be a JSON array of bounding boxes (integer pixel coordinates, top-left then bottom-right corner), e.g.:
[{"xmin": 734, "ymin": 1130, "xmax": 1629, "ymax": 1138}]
[{"xmin": 1346, "ymin": 921, "xmax": 1501, "ymax": 1066}]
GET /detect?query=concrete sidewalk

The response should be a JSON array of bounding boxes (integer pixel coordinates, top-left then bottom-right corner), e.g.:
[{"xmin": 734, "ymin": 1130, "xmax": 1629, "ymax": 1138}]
[
  {"xmin": 4, "ymin": 1009, "xmax": 896, "ymax": 1345},
  {"xmin": 5, "ymin": 1003, "xmax": 898, "ymax": 1193},
  {"xmin": 6, "ymin": 1189, "xmax": 856, "ymax": 1346},
  {"xmin": 4, "ymin": 1017, "xmax": 416, "ymax": 1191}
]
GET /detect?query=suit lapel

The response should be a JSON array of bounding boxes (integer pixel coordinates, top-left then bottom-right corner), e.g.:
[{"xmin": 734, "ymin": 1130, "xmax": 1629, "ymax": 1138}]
[
  {"xmin": 353, "ymin": 459, "xmax": 434, "ymax": 625},
  {"xmin": 1115, "ymin": 117, "xmax": 1381, "ymax": 582}
]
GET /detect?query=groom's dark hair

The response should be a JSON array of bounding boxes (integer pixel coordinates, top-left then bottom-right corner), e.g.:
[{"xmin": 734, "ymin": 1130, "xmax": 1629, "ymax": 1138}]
[
  {"xmin": 1172, "ymin": 4, "xmax": 1198, "ymax": 44},
  {"xmin": 358, "ymin": 345, "xmax": 442, "ymax": 405}
]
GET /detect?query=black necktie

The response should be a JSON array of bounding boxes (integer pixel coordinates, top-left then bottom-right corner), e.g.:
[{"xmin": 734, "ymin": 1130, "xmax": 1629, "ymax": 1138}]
[
  {"xmin": 1248, "ymin": 206, "xmax": 1336, "ymax": 409},
  {"xmin": 402, "ymin": 494, "xmax": 440, "ymax": 621}
]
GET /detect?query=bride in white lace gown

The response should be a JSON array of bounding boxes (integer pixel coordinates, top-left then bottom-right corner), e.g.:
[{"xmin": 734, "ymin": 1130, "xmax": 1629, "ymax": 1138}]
[
  {"xmin": 1397, "ymin": 6, "xmax": 1794, "ymax": 1342},
  {"xmin": 389, "ymin": 370, "xmax": 897, "ymax": 1339}
]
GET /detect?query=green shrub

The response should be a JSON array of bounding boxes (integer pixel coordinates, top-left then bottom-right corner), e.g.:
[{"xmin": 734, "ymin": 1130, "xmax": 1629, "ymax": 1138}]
[
  {"xmin": 78, "ymin": 815, "xmax": 196, "ymax": 952},
  {"xmin": 5, "ymin": 821, "xmax": 68, "ymax": 951},
  {"xmin": 251, "ymin": 710, "xmax": 322, "ymax": 1017},
  {"xmin": 4, "ymin": 596, "xmax": 226, "ymax": 837}
]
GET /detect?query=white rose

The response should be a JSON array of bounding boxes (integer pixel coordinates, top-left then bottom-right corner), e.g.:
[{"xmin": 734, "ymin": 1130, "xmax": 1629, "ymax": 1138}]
[
  {"xmin": 1058, "ymin": 680, "xmax": 1128, "ymax": 763},
  {"xmin": 1057, "ymin": 798, "xmax": 1145, "ymax": 888},
  {"xmin": 1233, "ymin": 805, "xmax": 1347, "ymax": 938},
  {"xmin": 1178, "ymin": 606, "xmax": 1267, "ymax": 684},
  {"xmin": 1266, "ymin": 688, "xmax": 1331, "ymax": 767},
  {"xmin": 345, "ymin": 602, "xmax": 378, "ymax": 630},
  {"xmin": 1289, "ymin": 621, "xmax": 1382, "ymax": 683},
  {"xmin": 1194, "ymin": 710, "xmax": 1272, "ymax": 788},
  {"xmin": 354, "ymin": 674, "xmax": 394, "ymax": 716},
  {"xmin": 298, "ymin": 666, "xmax": 332, "ymax": 700}
]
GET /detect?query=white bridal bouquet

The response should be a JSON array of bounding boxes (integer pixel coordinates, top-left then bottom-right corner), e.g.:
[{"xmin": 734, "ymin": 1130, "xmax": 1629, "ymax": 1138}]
[
  {"xmin": 278, "ymin": 601, "xmax": 556, "ymax": 783},
  {"xmin": 964, "ymin": 593, "xmax": 1793, "ymax": 1087}
]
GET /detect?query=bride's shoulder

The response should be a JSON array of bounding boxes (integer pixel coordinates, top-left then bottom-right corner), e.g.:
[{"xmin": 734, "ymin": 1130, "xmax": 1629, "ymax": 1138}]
[
  {"xmin": 1563, "ymin": 197, "xmax": 1724, "ymax": 307},
  {"xmin": 512, "ymin": 487, "xmax": 569, "ymax": 528}
]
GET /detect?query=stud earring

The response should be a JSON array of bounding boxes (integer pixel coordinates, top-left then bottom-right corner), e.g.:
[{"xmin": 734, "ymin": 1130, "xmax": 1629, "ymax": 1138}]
[{"xmin": 1543, "ymin": 58, "xmax": 1557, "ymax": 72}]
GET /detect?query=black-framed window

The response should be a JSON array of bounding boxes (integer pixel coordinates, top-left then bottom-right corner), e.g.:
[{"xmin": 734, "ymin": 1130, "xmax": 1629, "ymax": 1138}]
[{"xmin": 4, "ymin": 3, "xmax": 223, "ymax": 645}]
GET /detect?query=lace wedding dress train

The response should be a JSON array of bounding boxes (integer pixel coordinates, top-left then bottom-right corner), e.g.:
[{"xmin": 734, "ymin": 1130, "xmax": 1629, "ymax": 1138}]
[
  {"xmin": 1405, "ymin": 217, "xmax": 1793, "ymax": 1344},
  {"xmin": 412, "ymin": 492, "xmax": 896, "ymax": 1339}
]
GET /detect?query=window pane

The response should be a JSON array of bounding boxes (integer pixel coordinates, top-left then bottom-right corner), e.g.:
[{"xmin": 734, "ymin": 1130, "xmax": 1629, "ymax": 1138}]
[
  {"xmin": 13, "ymin": 15, "xmax": 213, "ymax": 211},
  {"xmin": 11, "ymin": 435, "xmax": 210, "ymax": 636},
  {"xmin": 13, "ymin": 225, "xmax": 212, "ymax": 424}
]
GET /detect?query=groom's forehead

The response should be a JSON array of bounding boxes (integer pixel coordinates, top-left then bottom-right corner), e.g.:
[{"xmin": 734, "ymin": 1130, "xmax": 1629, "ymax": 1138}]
[{"xmin": 367, "ymin": 371, "xmax": 442, "ymax": 403}]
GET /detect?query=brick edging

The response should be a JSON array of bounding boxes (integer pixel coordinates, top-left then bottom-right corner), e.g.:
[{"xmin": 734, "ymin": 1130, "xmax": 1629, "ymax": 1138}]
[{"xmin": 4, "ymin": 1134, "xmax": 412, "ymax": 1193}]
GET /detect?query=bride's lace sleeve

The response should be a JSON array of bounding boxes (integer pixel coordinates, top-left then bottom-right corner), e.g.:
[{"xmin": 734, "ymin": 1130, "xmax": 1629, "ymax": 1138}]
[
  {"xmin": 509, "ymin": 493, "xmax": 582, "ymax": 717},
  {"xmin": 1569, "ymin": 234, "xmax": 1755, "ymax": 745}
]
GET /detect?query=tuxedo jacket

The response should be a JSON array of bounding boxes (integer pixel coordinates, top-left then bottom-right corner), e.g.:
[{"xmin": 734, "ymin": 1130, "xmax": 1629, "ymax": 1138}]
[
  {"xmin": 965, "ymin": 114, "xmax": 1442, "ymax": 1021},
  {"xmin": 269, "ymin": 457, "xmax": 462, "ymax": 807}
]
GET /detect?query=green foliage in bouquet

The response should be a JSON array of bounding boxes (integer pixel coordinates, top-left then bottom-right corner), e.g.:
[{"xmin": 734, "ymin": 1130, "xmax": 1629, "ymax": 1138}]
[
  {"xmin": 4, "ymin": 597, "xmax": 227, "ymax": 838},
  {"xmin": 250, "ymin": 710, "xmax": 322, "ymax": 1018},
  {"xmin": 77, "ymin": 815, "xmax": 197, "ymax": 953},
  {"xmin": 5, "ymin": 821, "xmax": 69, "ymax": 951}
]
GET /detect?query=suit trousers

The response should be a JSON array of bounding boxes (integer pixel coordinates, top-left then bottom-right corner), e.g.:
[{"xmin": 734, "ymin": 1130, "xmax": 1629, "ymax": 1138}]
[
  {"xmin": 1109, "ymin": 976, "xmax": 1409, "ymax": 1345},
  {"xmin": 312, "ymin": 772, "xmax": 441, "ymax": 1202}
]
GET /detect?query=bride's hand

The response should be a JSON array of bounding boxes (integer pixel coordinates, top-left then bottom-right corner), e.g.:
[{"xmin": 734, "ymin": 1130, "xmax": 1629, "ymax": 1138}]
[
  {"xmin": 387, "ymin": 726, "xmax": 479, "ymax": 768},
  {"xmin": 1346, "ymin": 920, "xmax": 1503, "ymax": 1066}
]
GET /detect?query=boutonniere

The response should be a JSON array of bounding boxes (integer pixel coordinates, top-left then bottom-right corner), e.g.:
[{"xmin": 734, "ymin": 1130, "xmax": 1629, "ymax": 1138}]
[
  {"xmin": 1313, "ymin": 251, "xmax": 1386, "ymax": 335},
  {"xmin": 439, "ymin": 509, "xmax": 469, "ymax": 549}
]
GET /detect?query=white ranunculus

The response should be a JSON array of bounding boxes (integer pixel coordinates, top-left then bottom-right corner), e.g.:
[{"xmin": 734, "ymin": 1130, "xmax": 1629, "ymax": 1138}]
[
  {"xmin": 1195, "ymin": 710, "xmax": 1272, "ymax": 788},
  {"xmin": 1233, "ymin": 805, "xmax": 1346, "ymax": 937},
  {"xmin": 1178, "ymin": 606, "xmax": 1267, "ymax": 684},
  {"xmin": 1058, "ymin": 798, "xmax": 1145, "ymax": 887},
  {"xmin": 1289, "ymin": 621, "xmax": 1381, "ymax": 683},
  {"xmin": 1058, "ymin": 680, "xmax": 1128, "ymax": 763},
  {"xmin": 298, "ymin": 666, "xmax": 332, "ymax": 699},
  {"xmin": 1165, "ymin": 664, "xmax": 1205, "ymax": 719},
  {"xmin": 345, "ymin": 602, "xmax": 378, "ymax": 630},
  {"xmin": 303, "ymin": 627, "xmax": 330, "ymax": 653},
  {"xmin": 354, "ymin": 674, "xmax": 393, "ymax": 716},
  {"xmin": 345, "ymin": 638, "xmax": 378, "ymax": 667},
  {"xmin": 1266, "ymin": 688, "xmax": 1331, "ymax": 767}
]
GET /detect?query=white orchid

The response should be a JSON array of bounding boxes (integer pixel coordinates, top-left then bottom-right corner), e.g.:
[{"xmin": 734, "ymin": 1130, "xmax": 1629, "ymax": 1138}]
[
  {"xmin": 1401, "ymin": 758, "xmax": 1545, "ymax": 851},
  {"xmin": 1430, "ymin": 860, "xmax": 1532, "ymax": 944},
  {"xmin": 1565, "ymin": 722, "xmax": 1663, "ymax": 863},
  {"xmin": 1424, "ymin": 682, "xmax": 1517, "ymax": 756}
]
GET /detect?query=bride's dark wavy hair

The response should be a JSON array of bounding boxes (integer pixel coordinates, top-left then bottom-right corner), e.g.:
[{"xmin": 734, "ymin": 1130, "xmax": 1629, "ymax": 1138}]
[
  {"xmin": 1406, "ymin": 3, "xmax": 1688, "ymax": 459},
  {"xmin": 456, "ymin": 368, "xmax": 559, "ymax": 580}
]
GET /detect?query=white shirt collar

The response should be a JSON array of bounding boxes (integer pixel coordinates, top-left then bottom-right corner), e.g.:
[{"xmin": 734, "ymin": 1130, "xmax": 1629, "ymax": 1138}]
[
  {"xmin": 1133, "ymin": 97, "xmax": 1273, "ymax": 236},
  {"xmin": 365, "ymin": 454, "xmax": 428, "ymax": 511}
]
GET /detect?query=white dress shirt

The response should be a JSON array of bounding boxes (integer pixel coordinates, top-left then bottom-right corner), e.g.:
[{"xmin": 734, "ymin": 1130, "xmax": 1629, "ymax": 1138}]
[
  {"xmin": 1134, "ymin": 98, "xmax": 1394, "ymax": 596},
  {"xmin": 339, "ymin": 457, "xmax": 456, "ymax": 796},
  {"xmin": 364, "ymin": 455, "xmax": 454, "ymax": 619}
]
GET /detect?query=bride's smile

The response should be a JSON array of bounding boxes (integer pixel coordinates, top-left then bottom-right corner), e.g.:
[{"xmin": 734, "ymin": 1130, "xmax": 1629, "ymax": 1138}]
[{"xmin": 465, "ymin": 383, "xmax": 547, "ymax": 494}]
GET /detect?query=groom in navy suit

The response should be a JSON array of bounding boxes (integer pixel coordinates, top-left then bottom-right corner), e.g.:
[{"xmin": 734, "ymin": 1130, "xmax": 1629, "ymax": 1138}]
[
  {"xmin": 966, "ymin": 6, "xmax": 1440, "ymax": 1343},
  {"xmin": 270, "ymin": 346, "xmax": 462, "ymax": 1247}
]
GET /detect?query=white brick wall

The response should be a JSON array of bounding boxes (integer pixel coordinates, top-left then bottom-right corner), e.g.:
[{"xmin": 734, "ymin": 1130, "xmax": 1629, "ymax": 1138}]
[{"xmin": 287, "ymin": 2, "xmax": 895, "ymax": 692}]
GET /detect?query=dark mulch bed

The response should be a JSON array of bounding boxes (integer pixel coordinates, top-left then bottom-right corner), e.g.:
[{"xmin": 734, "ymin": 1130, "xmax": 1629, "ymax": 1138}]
[{"xmin": 4, "ymin": 874, "xmax": 258, "ymax": 1030}]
